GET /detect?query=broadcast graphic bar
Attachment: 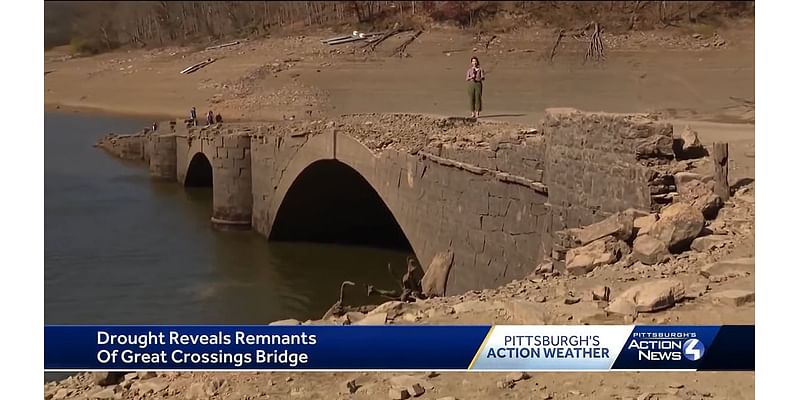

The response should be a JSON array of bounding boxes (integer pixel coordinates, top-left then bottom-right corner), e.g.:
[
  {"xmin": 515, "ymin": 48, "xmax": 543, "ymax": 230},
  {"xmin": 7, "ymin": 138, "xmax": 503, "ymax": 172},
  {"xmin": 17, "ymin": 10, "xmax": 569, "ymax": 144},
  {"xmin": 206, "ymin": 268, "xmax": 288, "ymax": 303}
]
[{"xmin": 45, "ymin": 325, "xmax": 754, "ymax": 371}]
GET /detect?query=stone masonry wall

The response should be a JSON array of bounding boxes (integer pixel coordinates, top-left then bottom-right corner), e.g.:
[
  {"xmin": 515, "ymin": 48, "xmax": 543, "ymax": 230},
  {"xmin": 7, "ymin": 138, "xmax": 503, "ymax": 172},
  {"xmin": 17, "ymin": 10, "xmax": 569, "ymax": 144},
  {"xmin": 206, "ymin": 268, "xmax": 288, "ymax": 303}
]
[
  {"xmin": 96, "ymin": 132, "xmax": 149, "ymax": 161},
  {"xmin": 96, "ymin": 111, "xmax": 670, "ymax": 294},
  {"xmin": 209, "ymin": 132, "xmax": 253, "ymax": 223},
  {"xmin": 248, "ymin": 125, "xmax": 549, "ymax": 293},
  {"xmin": 542, "ymin": 108, "xmax": 674, "ymax": 233},
  {"xmin": 148, "ymin": 134, "xmax": 177, "ymax": 180}
]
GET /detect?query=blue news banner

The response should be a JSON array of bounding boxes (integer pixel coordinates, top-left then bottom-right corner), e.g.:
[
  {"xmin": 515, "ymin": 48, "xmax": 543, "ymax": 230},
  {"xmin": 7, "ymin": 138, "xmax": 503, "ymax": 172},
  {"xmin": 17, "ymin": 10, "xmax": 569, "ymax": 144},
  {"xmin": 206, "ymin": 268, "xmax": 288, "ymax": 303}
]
[{"xmin": 45, "ymin": 325, "xmax": 754, "ymax": 371}]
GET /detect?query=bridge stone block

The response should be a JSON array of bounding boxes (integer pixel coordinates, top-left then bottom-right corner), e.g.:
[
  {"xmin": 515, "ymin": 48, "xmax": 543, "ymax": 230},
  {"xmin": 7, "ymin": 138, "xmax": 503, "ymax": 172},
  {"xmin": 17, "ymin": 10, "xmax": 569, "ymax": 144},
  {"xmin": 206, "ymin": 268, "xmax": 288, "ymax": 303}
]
[{"xmin": 148, "ymin": 133, "xmax": 177, "ymax": 180}]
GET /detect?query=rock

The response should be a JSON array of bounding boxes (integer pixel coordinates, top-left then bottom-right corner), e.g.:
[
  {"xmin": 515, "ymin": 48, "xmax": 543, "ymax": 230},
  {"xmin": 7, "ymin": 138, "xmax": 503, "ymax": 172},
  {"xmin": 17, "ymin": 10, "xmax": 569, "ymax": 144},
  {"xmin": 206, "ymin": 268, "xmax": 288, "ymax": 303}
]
[
  {"xmin": 685, "ymin": 283, "xmax": 709, "ymax": 299},
  {"xmin": 648, "ymin": 203, "xmax": 705, "ymax": 251},
  {"xmin": 676, "ymin": 179, "xmax": 722, "ymax": 219},
  {"xmin": 388, "ymin": 375, "xmax": 426, "ymax": 390},
  {"xmin": 690, "ymin": 235, "xmax": 730, "ymax": 252},
  {"xmin": 506, "ymin": 372, "xmax": 531, "ymax": 382},
  {"xmin": 534, "ymin": 295, "xmax": 547, "ymax": 303},
  {"xmin": 565, "ymin": 238, "xmax": 620, "ymax": 275},
  {"xmin": 92, "ymin": 387, "xmax": 118, "ymax": 399},
  {"xmin": 674, "ymin": 172, "xmax": 711, "ymax": 189},
  {"xmin": 269, "ymin": 319, "xmax": 301, "ymax": 325},
  {"xmin": 409, "ymin": 383, "xmax": 426, "ymax": 397},
  {"xmin": 341, "ymin": 378, "xmax": 362, "ymax": 394},
  {"xmin": 389, "ymin": 388, "xmax": 411, "ymax": 400},
  {"xmin": 591, "ymin": 286, "xmax": 611, "ymax": 302},
  {"xmin": 699, "ymin": 257, "xmax": 755, "ymax": 278},
  {"xmin": 710, "ymin": 290, "xmax": 755, "ymax": 306},
  {"xmin": 52, "ymin": 389, "xmax": 73, "ymax": 400},
  {"xmin": 579, "ymin": 311, "xmax": 627, "ymax": 324},
  {"xmin": 506, "ymin": 300, "xmax": 546, "ymax": 324},
  {"xmin": 123, "ymin": 372, "xmax": 137, "ymax": 382},
  {"xmin": 574, "ymin": 212, "xmax": 635, "ymax": 245},
  {"xmin": 564, "ymin": 296, "xmax": 581, "ymax": 305},
  {"xmin": 422, "ymin": 250, "xmax": 454, "ymax": 297},
  {"xmin": 137, "ymin": 378, "xmax": 169, "ymax": 395},
  {"xmin": 354, "ymin": 312, "xmax": 387, "ymax": 325},
  {"xmin": 535, "ymin": 261, "xmax": 554, "ymax": 274},
  {"xmin": 636, "ymin": 134, "xmax": 674, "ymax": 159},
  {"xmin": 344, "ymin": 311, "xmax": 366, "ymax": 324},
  {"xmin": 694, "ymin": 192, "xmax": 723, "ymax": 219},
  {"xmin": 680, "ymin": 126, "xmax": 702, "ymax": 151},
  {"xmin": 632, "ymin": 235, "xmax": 669, "ymax": 265},
  {"xmin": 497, "ymin": 379, "xmax": 514, "ymax": 389},
  {"xmin": 607, "ymin": 279, "xmax": 686, "ymax": 315},
  {"xmin": 92, "ymin": 372, "xmax": 126, "ymax": 387},
  {"xmin": 137, "ymin": 371, "xmax": 157, "ymax": 380},
  {"xmin": 185, "ymin": 382, "xmax": 209, "ymax": 400},
  {"xmin": 634, "ymin": 214, "xmax": 658, "ymax": 236}
]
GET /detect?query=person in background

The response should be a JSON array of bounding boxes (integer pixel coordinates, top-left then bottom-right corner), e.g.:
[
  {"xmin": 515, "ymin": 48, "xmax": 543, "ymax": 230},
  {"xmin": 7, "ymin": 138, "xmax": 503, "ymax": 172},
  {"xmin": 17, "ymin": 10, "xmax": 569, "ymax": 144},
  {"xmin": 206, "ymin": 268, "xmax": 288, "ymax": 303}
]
[
  {"xmin": 152, "ymin": 122, "xmax": 158, "ymax": 132},
  {"xmin": 215, "ymin": 113, "xmax": 223, "ymax": 124},
  {"xmin": 190, "ymin": 107, "xmax": 197, "ymax": 126},
  {"xmin": 206, "ymin": 110, "xmax": 215, "ymax": 125},
  {"xmin": 466, "ymin": 56, "xmax": 485, "ymax": 119}
]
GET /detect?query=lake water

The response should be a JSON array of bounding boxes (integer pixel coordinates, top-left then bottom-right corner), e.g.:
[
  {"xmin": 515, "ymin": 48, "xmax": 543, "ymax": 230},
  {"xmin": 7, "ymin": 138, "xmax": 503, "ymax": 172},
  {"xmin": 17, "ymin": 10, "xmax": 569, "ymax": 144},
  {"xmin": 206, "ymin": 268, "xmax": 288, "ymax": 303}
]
[{"xmin": 44, "ymin": 112, "xmax": 407, "ymax": 327}]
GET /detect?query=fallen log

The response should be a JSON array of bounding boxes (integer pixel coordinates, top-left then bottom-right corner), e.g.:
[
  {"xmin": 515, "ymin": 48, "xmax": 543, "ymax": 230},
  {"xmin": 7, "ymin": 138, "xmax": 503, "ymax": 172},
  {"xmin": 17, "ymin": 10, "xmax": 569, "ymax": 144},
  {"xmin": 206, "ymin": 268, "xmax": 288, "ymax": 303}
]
[
  {"xmin": 327, "ymin": 36, "xmax": 367, "ymax": 45},
  {"xmin": 180, "ymin": 58, "xmax": 216, "ymax": 74},
  {"xmin": 204, "ymin": 41, "xmax": 240, "ymax": 51},
  {"xmin": 363, "ymin": 22, "xmax": 404, "ymax": 51},
  {"xmin": 392, "ymin": 30, "xmax": 424, "ymax": 57}
]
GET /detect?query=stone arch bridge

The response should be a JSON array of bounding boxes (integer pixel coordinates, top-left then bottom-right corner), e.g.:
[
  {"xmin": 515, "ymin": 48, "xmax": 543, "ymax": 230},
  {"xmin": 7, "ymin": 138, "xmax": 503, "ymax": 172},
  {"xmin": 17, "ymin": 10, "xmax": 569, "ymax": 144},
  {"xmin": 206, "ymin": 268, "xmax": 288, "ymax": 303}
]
[{"xmin": 97, "ymin": 110, "xmax": 676, "ymax": 294}]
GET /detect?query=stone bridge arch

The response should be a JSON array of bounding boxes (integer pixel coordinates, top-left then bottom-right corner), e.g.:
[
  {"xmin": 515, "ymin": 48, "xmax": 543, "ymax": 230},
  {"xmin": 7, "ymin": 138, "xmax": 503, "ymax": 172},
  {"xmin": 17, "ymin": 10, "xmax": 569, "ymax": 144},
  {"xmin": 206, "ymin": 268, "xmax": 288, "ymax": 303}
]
[{"xmin": 264, "ymin": 131, "xmax": 427, "ymax": 261}]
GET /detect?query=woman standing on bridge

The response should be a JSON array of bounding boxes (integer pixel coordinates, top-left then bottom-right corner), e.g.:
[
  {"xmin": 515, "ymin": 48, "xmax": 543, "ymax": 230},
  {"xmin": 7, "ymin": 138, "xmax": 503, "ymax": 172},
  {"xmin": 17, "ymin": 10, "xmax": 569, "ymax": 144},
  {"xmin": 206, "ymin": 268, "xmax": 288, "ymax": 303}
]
[{"xmin": 466, "ymin": 56, "xmax": 485, "ymax": 119}]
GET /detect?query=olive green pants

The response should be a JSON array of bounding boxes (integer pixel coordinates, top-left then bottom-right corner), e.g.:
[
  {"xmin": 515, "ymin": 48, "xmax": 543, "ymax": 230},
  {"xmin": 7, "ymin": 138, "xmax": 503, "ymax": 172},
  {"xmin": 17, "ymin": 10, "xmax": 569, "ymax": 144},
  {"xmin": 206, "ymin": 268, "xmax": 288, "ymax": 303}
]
[{"xmin": 468, "ymin": 81, "xmax": 483, "ymax": 112}]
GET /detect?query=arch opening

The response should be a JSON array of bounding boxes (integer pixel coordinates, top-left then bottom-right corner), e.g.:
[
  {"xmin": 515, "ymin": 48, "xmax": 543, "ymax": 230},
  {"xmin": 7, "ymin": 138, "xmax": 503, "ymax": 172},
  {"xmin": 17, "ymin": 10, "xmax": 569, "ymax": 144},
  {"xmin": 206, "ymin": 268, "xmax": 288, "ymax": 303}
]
[
  {"xmin": 269, "ymin": 160, "xmax": 414, "ymax": 253},
  {"xmin": 185, "ymin": 153, "xmax": 213, "ymax": 187}
]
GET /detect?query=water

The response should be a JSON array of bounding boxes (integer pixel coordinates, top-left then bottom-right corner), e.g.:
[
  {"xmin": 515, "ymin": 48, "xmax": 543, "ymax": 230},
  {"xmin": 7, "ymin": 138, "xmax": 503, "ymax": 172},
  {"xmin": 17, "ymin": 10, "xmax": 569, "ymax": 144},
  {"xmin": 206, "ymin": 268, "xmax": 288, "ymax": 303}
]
[{"xmin": 44, "ymin": 112, "xmax": 407, "ymax": 327}]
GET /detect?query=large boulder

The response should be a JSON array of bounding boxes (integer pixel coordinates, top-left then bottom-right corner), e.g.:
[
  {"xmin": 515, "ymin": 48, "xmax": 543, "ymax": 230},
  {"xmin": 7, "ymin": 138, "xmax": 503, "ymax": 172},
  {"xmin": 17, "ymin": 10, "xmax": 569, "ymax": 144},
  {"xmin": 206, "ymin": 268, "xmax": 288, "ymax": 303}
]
[
  {"xmin": 565, "ymin": 237, "xmax": 620, "ymax": 275},
  {"xmin": 681, "ymin": 126, "xmax": 702, "ymax": 151},
  {"xmin": 678, "ymin": 179, "xmax": 723, "ymax": 219},
  {"xmin": 699, "ymin": 257, "xmax": 755, "ymax": 278},
  {"xmin": 676, "ymin": 126, "xmax": 706, "ymax": 159},
  {"xmin": 421, "ymin": 250, "xmax": 454, "ymax": 297},
  {"xmin": 574, "ymin": 211, "xmax": 636, "ymax": 245},
  {"xmin": 607, "ymin": 279, "xmax": 686, "ymax": 315},
  {"xmin": 634, "ymin": 214, "xmax": 658, "ymax": 236},
  {"xmin": 690, "ymin": 235, "xmax": 730, "ymax": 252},
  {"xmin": 632, "ymin": 235, "xmax": 669, "ymax": 265},
  {"xmin": 648, "ymin": 203, "xmax": 705, "ymax": 252},
  {"xmin": 674, "ymin": 171, "xmax": 712, "ymax": 189}
]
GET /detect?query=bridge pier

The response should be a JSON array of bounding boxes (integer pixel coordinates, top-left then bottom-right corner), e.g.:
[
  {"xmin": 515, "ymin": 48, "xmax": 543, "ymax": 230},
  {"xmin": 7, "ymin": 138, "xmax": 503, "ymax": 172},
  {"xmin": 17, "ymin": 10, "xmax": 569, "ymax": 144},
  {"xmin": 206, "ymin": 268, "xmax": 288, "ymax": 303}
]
[
  {"xmin": 148, "ymin": 133, "xmax": 177, "ymax": 180},
  {"xmin": 210, "ymin": 133, "xmax": 253, "ymax": 227}
]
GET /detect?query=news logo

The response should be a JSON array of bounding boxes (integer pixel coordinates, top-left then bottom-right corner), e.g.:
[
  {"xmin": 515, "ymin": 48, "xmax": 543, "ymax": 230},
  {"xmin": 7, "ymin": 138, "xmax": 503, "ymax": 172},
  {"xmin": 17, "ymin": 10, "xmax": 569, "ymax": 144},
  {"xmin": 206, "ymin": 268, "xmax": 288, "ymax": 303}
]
[
  {"xmin": 682, "ymin": 338, "xmax": 705, "ymax": 361},
  {"xmin": 610, "ymin": 326, "xmax": 723, "ymax": 370},
  {"xmin": 628, "ymin": 331, "xmax": 701, "ymax": 362}
]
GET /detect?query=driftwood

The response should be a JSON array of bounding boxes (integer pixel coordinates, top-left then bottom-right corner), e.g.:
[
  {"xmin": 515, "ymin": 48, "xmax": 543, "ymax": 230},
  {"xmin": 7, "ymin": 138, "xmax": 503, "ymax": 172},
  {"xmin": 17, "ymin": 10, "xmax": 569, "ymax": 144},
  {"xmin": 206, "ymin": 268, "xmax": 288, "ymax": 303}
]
[
  {"xmin": 321, "ymin": 281, "xmax": 356, "ymax": 320},
  {"xmin": 485, "ymin": 35, "xmax": 497, "ymax": 50},
  {"xmin": 363, "ymin": 23, "xmax": 404, "ymax": 51},
  {"xmin": 392, "ymin": 30, "xmax": 424, "ymax": 57},
  {"xmin": 204, "ymin": 41, "xmax": 240, "ymax": 51},
  {"xmin": 180, "ymin": 58, "xmax": 216, "ymax": 74}
]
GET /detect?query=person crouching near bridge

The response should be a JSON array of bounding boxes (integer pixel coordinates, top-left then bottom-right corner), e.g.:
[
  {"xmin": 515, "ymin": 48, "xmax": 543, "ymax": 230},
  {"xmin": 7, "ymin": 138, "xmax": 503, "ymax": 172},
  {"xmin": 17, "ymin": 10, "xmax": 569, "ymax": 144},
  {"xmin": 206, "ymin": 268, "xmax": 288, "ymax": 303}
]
[{"xmin": 466, "ymin": 56, "xmax": 485, "ymax": 119}]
